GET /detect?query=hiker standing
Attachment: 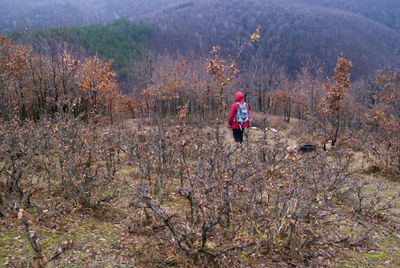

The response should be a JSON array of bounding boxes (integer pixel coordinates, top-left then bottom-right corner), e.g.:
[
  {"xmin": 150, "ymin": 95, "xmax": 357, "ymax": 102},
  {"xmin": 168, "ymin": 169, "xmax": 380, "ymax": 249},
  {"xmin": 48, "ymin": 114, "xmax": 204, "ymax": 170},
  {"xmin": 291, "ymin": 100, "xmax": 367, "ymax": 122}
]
[{"xmin": 228, "ymin": 92, "xmax": 250, "ymax": 143}]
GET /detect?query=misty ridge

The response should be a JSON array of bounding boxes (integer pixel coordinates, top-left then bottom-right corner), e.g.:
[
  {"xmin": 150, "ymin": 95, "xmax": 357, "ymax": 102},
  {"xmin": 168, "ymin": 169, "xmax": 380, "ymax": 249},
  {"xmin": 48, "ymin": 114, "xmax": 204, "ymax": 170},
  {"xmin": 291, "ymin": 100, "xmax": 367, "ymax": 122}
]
[{"xmin": 1, "ymin": 0, "xmax": 400, "ymax": 32}]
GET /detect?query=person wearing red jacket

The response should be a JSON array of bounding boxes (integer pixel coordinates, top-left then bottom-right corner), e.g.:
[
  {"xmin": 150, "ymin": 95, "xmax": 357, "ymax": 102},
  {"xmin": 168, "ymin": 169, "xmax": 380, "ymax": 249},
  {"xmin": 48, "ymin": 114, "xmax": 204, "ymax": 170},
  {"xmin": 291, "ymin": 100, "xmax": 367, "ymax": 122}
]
[{"xmin": 228, "ymin": 92, "xmax": 250, "ymax": 143}]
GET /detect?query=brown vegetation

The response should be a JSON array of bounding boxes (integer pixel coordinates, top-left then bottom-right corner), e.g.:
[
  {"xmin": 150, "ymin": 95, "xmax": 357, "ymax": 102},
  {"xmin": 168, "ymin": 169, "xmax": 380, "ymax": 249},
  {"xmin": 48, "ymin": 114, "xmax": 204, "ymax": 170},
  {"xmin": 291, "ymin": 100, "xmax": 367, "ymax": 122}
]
[{"xmin": 1, "ymin": 33, "xmax": 400, "ymax": 266}]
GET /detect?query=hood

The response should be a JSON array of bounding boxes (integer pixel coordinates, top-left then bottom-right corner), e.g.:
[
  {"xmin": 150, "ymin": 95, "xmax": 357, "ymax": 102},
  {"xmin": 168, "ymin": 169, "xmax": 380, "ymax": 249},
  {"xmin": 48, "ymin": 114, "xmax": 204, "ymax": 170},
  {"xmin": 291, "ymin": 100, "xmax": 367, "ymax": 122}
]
[{"xmin": 235, "ymin": 92, "xmax": 244, "ymax": 103}]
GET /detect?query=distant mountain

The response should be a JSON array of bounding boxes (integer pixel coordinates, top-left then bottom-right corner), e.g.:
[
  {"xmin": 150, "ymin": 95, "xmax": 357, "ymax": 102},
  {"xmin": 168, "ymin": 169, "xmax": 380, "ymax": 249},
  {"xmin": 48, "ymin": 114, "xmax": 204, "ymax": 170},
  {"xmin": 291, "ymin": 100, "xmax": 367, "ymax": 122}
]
[
  {"xmin": 146, "ymin": 0, "xmax": 400, "ymax": 78},
  {"xmin": 1, "ymin": 0, "xmax": 399, "ymax": 34},
  {"xmin": 2, "ymin": 0, "xmax": 399, "ymax": 79},
  {"xmin": 0, "ymin": 0, "xmax": 183, "ymax": 32}
]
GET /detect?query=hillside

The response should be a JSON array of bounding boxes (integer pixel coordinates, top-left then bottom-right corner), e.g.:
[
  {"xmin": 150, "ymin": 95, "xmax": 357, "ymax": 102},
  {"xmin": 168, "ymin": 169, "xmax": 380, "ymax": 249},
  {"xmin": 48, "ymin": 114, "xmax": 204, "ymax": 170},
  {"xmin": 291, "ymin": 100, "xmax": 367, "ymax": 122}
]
[
  {"xmin": 147, "ymin": 0, "xmax": 400, "ymax": 78},
  {"xmin": 2, "ymin": 0, "xmax": 399, "ymax": 34},
  {"xmin": 0, "ymin": 0, "xmax": 184, "ymax": 32},
  {"xmin": 2, "ymin": 0, "xmax": 400, "ymax": 79},
  {"xmin": 301, "ymin": 0, "xmax": 400, "ymax": 33},
  {"xmin": 10, "ymin": 19, "xmax": 151, "ymax": 79}
]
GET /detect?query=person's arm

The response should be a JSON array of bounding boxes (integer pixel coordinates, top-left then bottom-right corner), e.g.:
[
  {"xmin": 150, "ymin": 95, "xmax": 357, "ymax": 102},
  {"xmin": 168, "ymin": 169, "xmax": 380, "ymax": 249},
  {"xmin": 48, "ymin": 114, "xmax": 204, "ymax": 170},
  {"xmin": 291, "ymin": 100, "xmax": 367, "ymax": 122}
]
[{"xmin": 228, "ymin": 104, "xmax": 237, "ymax": 127}]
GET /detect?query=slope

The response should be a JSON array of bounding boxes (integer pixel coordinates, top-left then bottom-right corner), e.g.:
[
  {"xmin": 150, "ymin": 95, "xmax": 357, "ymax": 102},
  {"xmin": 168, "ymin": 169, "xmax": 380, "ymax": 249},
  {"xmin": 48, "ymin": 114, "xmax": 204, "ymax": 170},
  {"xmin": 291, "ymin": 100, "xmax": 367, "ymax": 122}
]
[{"xmin": 147, "ymin": 0, "xmax": 400, "ymax": 78}]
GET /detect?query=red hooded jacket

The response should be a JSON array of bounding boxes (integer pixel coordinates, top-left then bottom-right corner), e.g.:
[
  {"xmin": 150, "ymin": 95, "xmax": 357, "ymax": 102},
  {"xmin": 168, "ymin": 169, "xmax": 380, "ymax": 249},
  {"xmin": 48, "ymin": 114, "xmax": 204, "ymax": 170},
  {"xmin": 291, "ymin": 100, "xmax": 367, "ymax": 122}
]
[{"xmin": 228, "ymin": 92, "xmax": 250, "ymax": 129}]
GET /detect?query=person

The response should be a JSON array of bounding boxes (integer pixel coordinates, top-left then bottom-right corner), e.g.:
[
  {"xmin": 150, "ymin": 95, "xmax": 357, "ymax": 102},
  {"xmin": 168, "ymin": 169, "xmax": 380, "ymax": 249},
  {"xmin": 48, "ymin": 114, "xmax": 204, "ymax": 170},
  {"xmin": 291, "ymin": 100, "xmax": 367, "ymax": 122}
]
[{"xmin": 228, "ymin": 91, "xmax": 250, "ymax": 143}]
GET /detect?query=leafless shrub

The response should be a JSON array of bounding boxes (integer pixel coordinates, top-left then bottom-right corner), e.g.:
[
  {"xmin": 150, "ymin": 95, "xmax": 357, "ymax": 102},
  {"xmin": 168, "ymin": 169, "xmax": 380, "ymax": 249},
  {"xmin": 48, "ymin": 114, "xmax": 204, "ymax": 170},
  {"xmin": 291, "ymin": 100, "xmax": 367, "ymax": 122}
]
[
  {"xmin": 119, "ymin": 109, "xmax": 390, "ymax": 265},
  {"xmin": 359, "ymin": 68, "xmax": 400, "ymax": 176},
  {"xmin": 0, "ymin": 115, "xmax": 120, "ymax": 214},
  {"xmin": 342, "ymin": 179, "xmax": 400, "ymax": 217},
  {"xmin": 7, "ymin": 208, "xmax": 73, "ymax": 268},
  {"xmin": 0, "ymin": 119, "xmax": 46, "ymax": 211},
  {"xmin": 53, "ymin": 117, "xmax": 120, "ymax": 209}
]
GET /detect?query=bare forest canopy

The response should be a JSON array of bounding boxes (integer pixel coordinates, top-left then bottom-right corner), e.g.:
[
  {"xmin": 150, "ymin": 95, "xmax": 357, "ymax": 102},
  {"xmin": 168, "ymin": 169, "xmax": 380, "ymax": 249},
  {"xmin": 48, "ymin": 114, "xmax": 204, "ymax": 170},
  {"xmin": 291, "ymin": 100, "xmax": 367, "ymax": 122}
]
[
  {"xmin": 2, "ymin": 0, "xmax": 400, "ymax": 81},
  {"xmin": 0, "ymin": 0, "xmax": 181, "ymax": 31},
  {"xmin": 1, "ymin": 0, "xmax": 400, "ymax": 33},
  {"xmin": 146, "ymin": 0, "xmax": 400, "ymax": 78}
]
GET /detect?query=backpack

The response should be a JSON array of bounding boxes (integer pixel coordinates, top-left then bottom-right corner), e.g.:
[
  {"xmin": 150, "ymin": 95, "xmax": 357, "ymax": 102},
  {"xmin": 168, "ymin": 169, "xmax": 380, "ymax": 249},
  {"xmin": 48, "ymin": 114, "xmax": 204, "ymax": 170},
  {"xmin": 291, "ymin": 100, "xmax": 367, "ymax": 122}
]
[{"xmin": 235, "ymin": 102, "xmax": 249, "ymax": 129}]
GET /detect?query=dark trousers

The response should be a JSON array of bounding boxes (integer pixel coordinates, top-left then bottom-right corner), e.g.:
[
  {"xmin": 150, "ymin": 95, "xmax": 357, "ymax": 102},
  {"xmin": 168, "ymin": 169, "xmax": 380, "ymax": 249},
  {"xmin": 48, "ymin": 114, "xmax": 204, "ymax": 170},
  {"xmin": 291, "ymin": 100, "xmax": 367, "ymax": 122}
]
[{"xmin": 232, "ymin": 129, "xmax": 244, "ymax": 143}]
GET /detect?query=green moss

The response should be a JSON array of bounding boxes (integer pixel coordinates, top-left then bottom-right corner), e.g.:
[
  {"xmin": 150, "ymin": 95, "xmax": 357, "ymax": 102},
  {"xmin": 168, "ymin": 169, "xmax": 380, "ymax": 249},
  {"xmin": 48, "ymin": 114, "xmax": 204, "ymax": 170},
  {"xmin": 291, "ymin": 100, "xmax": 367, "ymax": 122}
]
[
  {"xmin": 238, "ymin": 250, "xmax": 249, "ymax": 263},
  {"xmin": 0, "ymin": 230, "xmax": 27, "ymax": 259},
  {"xmin": 338, "ymin": 235, "xmax": 400, "ymax": 266},
  {"xmin": 362, "ymin": 251, "xmax": 387, "ymax": 259},
  {"xmin": 70, "ymin": 219, "xmax": 121, "ymax": 246},
  {"xmin": 0, "ymin": 216, "xmax": 122, "ymax": 264},
  {"xmin": 0, "ymin": 225, "xmax": 72, "ymax": 264}
]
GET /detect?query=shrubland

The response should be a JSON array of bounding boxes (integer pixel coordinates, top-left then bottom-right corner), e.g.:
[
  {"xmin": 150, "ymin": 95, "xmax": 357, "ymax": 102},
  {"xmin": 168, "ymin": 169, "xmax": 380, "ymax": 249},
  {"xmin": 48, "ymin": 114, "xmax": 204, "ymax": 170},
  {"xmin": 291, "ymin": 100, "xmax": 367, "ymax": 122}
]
[{"xmin": 0, "ymin": 34, "xmax": 400, "ymax": 266}]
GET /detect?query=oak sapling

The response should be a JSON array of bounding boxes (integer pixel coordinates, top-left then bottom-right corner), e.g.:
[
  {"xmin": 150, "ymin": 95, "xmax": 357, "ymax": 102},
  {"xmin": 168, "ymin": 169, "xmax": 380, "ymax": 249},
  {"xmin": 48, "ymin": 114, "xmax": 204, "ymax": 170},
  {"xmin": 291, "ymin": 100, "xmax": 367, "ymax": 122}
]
[{"xmin": 319, "ymin": 56, "xmax": 352, "ymax": 148}]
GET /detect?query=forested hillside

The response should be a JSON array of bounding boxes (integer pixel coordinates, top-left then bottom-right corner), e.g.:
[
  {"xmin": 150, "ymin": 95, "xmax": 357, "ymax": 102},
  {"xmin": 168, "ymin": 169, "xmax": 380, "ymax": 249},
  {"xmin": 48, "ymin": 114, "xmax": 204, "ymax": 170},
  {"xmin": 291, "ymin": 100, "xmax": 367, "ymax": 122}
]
[
  {"xmin": 301, "ymin": 0, "xmax": 400, "ymax": 33},
  {"xmin": 147, "ymin": 0, "xmax": 400, "ymax": 78},
  {"xmin": 4, "ymin": 0, "xmax": 399, "ymax": 81},
  {"xmin": 0, "ymin": 0, "xmax": 183, "ymax": 32},
  {"xmin": 2, "ymin": 0, "xmax": 399, "ymax": 34},
  {"xmin": 10, "ymin": 19, "xmax": 151, "ymax": 80}
]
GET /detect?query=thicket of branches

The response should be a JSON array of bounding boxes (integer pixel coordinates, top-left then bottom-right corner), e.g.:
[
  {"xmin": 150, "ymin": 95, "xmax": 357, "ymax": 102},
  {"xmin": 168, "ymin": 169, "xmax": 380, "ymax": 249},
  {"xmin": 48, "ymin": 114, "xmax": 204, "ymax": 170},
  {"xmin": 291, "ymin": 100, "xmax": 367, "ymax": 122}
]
[
  {"xmin": 0, "ymin": 33, "xmax": 399, "ymax": 266},
  {"xmin": 2, "ymin": 108, "xmax": 398, "ymax": 266},
  {"xmin": 132, "ymin": 47, "xmax": 399, "ymax": 175},
  {"xmin": 0, "ymin": 35, "xmax": 135, "ymax": 123}
]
